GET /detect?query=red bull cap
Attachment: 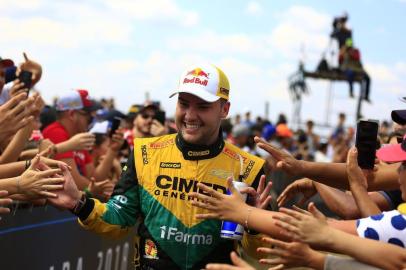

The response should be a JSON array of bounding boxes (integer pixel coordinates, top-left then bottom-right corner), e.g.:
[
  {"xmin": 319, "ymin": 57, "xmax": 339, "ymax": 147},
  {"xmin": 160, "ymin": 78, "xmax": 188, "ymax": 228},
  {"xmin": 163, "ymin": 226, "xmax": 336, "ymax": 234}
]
[{"xmin": 169, "ymin": 64, "xmax": 230, "ymax": 102}]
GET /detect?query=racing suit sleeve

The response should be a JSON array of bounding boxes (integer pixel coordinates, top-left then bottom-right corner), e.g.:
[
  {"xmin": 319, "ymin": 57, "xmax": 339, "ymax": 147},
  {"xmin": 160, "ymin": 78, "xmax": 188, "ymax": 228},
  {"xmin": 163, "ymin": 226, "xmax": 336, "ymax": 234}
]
[{"xmin": 76, "ymin": 150, "xmax": 141, "ymax": 239}]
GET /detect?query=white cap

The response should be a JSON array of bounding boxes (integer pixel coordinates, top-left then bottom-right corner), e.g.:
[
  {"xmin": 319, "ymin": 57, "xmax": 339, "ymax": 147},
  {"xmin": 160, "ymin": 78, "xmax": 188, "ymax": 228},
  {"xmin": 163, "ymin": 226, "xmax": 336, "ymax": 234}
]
[{"xmin": 169, "ymin": 64, "xmax": 230, "ymax": 102}]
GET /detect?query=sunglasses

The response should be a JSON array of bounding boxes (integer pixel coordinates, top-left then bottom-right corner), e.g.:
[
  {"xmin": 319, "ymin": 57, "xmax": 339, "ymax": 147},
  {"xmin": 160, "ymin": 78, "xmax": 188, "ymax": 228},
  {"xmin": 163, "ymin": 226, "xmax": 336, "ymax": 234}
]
[{"xmin": 141, "ymin": 113, "xmax": 155, "ymax": 120}]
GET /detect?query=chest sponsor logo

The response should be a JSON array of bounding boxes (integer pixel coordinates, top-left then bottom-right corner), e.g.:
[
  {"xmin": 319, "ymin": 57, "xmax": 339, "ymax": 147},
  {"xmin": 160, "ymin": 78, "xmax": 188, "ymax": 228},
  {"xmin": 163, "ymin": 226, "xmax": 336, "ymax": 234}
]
[
  {"xmin": 160, "ymin": 226, "xmax": 213, "ymax": 245},
  {"xmin": 160, "ymin": 162, "xmax": 181, "ymax": 169},
  {"xmin": 209, "ymin": 169, "xmax": 233, "ymax": 179},
  {"xmin": 153, "ymin": 175, "xmax": 227, "ymax": 201},
  {"xmin": 187, "ymin": 150, "xmax": 210, "ymax": 157}
]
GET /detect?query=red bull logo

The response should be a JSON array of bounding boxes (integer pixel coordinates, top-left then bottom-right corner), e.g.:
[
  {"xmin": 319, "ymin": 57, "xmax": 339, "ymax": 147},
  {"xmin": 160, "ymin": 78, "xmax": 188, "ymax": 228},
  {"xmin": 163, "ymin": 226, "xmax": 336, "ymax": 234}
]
[
  {"xmin": 183, "ymin": 68, "xmax": 209, "ymax": 86},
  {"xmin": 186, "ymin": 68, "xmax": 209, "ymax": 79}
]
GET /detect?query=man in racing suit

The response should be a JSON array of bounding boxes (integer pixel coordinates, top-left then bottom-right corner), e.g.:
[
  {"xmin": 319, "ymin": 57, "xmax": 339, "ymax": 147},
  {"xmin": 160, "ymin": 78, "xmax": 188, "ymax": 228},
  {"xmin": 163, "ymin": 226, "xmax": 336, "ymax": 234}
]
[{"xmin": 49, "ymin": 64, "xmax": 269, "ymax": 270}]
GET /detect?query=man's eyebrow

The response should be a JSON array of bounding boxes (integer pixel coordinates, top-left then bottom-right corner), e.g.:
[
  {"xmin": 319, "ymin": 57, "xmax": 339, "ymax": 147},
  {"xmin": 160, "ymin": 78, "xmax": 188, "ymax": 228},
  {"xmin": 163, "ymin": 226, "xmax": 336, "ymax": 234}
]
[{"xmin": 178, "ymin": 97, "xmax": 189, "ymax": 103}]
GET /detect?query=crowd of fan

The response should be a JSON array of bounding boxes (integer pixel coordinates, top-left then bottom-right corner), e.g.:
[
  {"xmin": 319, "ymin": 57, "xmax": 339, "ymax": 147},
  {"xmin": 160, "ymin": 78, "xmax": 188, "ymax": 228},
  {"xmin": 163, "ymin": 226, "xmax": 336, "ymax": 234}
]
[{"xmin": 2, "ymin": 53, "xmax": 406, "ymax": 270}]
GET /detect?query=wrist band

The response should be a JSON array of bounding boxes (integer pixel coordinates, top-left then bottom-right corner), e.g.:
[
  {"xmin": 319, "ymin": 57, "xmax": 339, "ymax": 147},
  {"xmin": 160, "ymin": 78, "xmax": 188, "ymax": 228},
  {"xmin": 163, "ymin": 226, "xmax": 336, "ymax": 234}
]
[
  {"xmin": 245, "ymin": 207, "xmax": 253, "ymax": 232},
  {"xmin": 25, "ymin": 159, "xmax": 31, "ymax": 170}
]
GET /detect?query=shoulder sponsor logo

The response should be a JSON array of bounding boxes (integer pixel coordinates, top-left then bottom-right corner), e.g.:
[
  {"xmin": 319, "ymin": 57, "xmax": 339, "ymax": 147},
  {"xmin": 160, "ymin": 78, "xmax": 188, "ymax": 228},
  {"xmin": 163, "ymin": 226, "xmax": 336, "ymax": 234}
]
[
  {"xmin": 149, "ymin": 139, "xmax": 174, "ymax": 149},
  {"xmin": 219, "ymin": 87, "xmax": 229, "ymax": 96},
  {"xmin": 144, "ymin": 239, "xmax": 159, "ymax": 259},
  {"xmin": 223, "ymin": 147, "xmax": 248, "ymax": 163},
  {"xmin": 160, "ymin": 226, "xmax": 213, "ymax": 245},
  {"xmin": 141, "ymin": 145, "xmax": 148, "ymax": 164},
  {"xmin": 160, "ymin": 162, "xmax": 181, "ymax": 169},
  {"xmin": 187, "ymin": 150, "xmax": 210, "ymax": 157}
]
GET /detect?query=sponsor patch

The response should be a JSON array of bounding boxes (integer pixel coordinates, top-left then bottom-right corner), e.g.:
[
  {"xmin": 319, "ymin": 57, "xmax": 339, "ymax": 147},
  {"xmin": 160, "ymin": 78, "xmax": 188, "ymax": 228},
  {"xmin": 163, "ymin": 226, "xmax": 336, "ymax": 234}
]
[
  {"xmin": 144, "ymin": 239, "xmax": 159, "ymax": 259},
  {"xmin": 187, "ymin": 150, "xmax": 210, "ymax": 157},
  {"xmin": 219, "ymin": 87, "xmax": 229, "ymax": 96},
  {"xmin": 209, "ymin": 169, "xmax": 233, "ymax": 179},
  {"xmin": 242, "ymin": 160, "xmax": 255, "ymax": 180},
  {"xmin": 160, "ymin": 162, "xmax": 181, "ymax": 169},
  {"xmin": 223, "ymin": 147, "xmax": 248, "ymax": 163},
  {"xmin": 141, "ymin": 145, "xmax": 148, "ymax": 164},
  {"xmin": 149, "ymin": 140, "xmax": 174, "ymax": 149}
]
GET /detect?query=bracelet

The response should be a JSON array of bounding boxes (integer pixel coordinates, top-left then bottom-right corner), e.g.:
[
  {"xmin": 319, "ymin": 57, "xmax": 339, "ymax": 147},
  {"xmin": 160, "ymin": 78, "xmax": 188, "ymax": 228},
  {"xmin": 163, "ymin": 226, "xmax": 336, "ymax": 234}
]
[
  {"xmin": 25, "ymin": 159, "xmax": 31, "ymax": 170},
  {"xmin": 71, "ymin": 192, "xmax": 87, "ymax": 215},
  {"xmin": 245, "ymin": 207, "xmax": 253, "ymax": 232}
]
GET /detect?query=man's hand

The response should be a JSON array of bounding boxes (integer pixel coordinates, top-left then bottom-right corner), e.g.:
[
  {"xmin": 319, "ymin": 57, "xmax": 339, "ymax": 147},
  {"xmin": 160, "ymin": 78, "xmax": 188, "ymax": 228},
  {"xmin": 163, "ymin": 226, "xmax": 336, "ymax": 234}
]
[
  {"xmin": 9, "ymin": 78, "xmax": 28, "ymax": 97},
  {"xmin": 45, "ymin": 163, "xmax": 81, "ymax": 210},
  {"xmin": 242, "ymin": 175, "xmax": 272, "ymax": 209},
  {"xmin": 254, "ymin": 136, "xmax": 303, "ymax": 176},
  {"xmin": 346, "ymin": 147, "xmax": 369, "ymax": 190},
  {"xmin": 204, "ymin": 251, "xmax": 255, "ymax": 270},
  {"xmin": 110, "ymin": 130, "xmax": 125, "ymax": 152},
  {"xmin": 150, "ymin": 120, "xmax": 168, "ymax": 136},
  {"xmin": 277, "ymin": 178, "xmax": 317, "ymax": 207},
  {"xmin": 67, "ymin": 132, "xmax": 95, "ymax": 151},
  {"xmin": 19, "ymin": 156, "xmax": 65, "ymax": 198},
  {"xmin": 88, "ymin": 178, "xmax": 114, "ymax": 202},
  {"xmin": 258, "ymin": 237, "xmax": 325, "ymax": 269},
  {"xmin": 273, "ymin": 203, "xmax": 329, "ymax": 245},
  {"xmin": 0, "ymin": 190, "xmax": 13, "ymax": 215},
  {"xmin": 190, "ymin": 177, "xmax": 247, "ymax": 222},
  {"xmin": 0, "ymin": 92, "xmax": 35, "ymax": 140},
  {"xmin": 17, "ymin": 52, "xmax": 42, "ymax": 86}
]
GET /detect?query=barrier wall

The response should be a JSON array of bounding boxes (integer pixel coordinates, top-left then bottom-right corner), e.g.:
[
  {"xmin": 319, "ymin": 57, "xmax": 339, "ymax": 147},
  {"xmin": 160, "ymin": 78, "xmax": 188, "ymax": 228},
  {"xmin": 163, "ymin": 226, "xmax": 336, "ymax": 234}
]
[{"xmin": 0, "ymin": 203, "xmax": 135, "ymax": 270}]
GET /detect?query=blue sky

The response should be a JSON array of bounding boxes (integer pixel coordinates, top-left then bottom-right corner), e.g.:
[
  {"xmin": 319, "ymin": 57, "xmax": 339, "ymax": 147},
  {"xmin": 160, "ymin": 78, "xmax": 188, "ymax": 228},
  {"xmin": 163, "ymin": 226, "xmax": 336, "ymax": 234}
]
[{"xmin": 1, "ymin": 0, "xmax": 405, "ymax": 128}]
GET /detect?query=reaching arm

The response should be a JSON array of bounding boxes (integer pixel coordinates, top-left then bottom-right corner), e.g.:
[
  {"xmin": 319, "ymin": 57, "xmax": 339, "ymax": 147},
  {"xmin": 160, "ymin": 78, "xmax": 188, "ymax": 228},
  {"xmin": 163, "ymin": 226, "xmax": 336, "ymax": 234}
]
[
  {"xmin": 255, "ymin": 136, "xmax": 399, "ymax": 190},
  {"xmin": 346, "ymin": 147, "xmax": 381, "ymax": 217}
]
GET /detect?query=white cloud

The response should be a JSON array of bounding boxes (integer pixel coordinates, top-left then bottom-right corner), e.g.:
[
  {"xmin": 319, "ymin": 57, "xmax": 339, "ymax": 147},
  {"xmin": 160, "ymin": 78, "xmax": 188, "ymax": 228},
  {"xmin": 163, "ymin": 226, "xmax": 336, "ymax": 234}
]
[
  {"xmin": 268, "ymin": 5, "xmax": 331, "ymax": 61},
  {"xmin": 167, "ymin": 31, "xmax": 272, "ymax": 59},
  {"xmin": 102, "ymin": 0, "xmax": 199, "ymax": 26},
  {"xmin": 246, "ymin": 1, "xmax": 263, "ymax": 16}
]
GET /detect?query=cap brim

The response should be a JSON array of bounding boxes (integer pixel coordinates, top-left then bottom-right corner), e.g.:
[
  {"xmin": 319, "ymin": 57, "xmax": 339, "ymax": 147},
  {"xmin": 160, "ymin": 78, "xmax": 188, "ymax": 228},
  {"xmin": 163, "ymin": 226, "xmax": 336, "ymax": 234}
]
[
  {"xmin": 392, "ymin": 110, "xmax": 406, "ymax": 125},
  {"xmin": 377, "ymin": 144, "xmax": 406, "ymax": 163},
  {"xmin": 169, "ymin": 89, "xmax": 220, "ymax": 103},
  {"xmin": 0, "ymin": 59, "xmax": 15, "ymax": 68}
]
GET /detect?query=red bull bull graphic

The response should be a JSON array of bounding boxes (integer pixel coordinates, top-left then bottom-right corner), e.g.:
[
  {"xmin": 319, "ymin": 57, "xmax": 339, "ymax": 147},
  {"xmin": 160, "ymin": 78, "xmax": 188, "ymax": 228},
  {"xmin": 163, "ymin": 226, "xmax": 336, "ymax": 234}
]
[{"xmin": 183, "ymin": 68, "xmax": 209, "ymax": 86}]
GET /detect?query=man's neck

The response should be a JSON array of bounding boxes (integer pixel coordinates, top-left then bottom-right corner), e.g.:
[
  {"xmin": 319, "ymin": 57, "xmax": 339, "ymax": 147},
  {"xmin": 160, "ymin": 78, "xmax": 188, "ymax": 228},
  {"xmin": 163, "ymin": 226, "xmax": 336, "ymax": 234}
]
[{"xmin": 58, "ymin": 119, "xmax": 75, "ymax": 137}]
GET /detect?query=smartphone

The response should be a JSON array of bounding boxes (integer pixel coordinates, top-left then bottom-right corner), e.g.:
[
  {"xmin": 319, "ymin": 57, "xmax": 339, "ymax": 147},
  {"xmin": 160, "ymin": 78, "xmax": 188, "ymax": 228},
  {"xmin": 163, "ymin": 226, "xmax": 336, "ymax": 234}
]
[
  {"xmin": 154, "ymin": 110, "xmax": 166, "ymax": 125},
  {"xmin": 355, "ymin": 119, "xmax": 379, "ymax": 169},
  {"xmin": 19, "ymin": 70, "xmax": 32, "ymax": 91},
  {"xmin": 109, "ymin": 117, "xmax": 122, "ymax": 137}
]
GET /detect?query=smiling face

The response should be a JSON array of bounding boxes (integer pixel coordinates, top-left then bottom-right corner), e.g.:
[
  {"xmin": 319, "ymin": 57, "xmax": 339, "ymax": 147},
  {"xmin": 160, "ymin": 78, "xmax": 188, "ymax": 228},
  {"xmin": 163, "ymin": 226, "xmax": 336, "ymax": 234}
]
[{"xmin": 175, "ymin": 93, "xmax": 229, "ymax": 145}]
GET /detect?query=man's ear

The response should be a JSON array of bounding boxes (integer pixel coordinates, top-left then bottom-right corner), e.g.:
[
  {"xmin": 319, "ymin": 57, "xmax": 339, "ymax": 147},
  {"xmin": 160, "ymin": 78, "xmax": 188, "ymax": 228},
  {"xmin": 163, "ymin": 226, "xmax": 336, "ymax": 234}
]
[{"xmin": 221, "ymin": 101, "xmax": 230, "ymax": 119}]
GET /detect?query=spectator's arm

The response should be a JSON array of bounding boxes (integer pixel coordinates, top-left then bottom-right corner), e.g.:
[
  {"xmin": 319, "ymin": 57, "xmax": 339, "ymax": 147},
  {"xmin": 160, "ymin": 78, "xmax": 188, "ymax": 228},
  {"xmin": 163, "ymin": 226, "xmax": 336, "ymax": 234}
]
[
  {"xmin": 0, "ymin": 121, "xmax": 34, "ymax": 164},
  {"xmin": 346, "ymin": 148, "xmax": 381, "ymax": 217},
  {"xmin": 59, "ymin": 158, "xmax": 90, "ymax": 190},
  {"xmin": 255, "ymin": 137, "xmax": 399, "ymax": 191},
  {"xmin": 92, "ymin": 131, "xmax": 124, "ymax": 181}
]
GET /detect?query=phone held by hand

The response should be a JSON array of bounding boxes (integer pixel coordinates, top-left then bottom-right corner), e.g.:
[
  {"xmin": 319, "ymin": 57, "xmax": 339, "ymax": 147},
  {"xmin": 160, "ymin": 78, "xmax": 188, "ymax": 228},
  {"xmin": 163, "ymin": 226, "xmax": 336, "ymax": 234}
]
[
  {"xmin": 109, "ymin": 117, "xmax": 122, "ymax": 137},
  {"xmin": 19, "ymin": 70, "xmax": 33, "ymax": 92},
  {"xmin": 355, "ymin": 119, "xmax": 379, "ymax": 169},
  {"xmin": 154, "ymin": 110, "xmax": 166, "ymax": 125}
]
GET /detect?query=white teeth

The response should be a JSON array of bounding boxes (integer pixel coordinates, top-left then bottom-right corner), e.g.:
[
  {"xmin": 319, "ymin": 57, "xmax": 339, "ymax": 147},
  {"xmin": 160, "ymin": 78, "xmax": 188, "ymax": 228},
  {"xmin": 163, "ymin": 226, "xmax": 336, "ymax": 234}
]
[{"xmin": 185, "ymin": 123, "xmax": 200, "ymax": 129}]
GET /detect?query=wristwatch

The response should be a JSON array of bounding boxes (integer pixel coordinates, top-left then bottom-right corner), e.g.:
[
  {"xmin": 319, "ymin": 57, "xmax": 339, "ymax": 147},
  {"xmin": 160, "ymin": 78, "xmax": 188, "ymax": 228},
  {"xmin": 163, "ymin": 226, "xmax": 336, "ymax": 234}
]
[{"xmin": 70, "ymin": 192, "xmax": 87, "ymax": 215}]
